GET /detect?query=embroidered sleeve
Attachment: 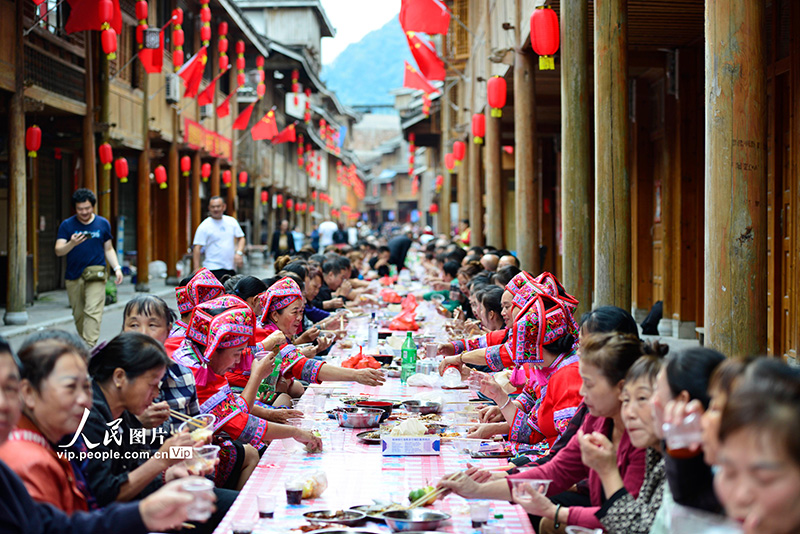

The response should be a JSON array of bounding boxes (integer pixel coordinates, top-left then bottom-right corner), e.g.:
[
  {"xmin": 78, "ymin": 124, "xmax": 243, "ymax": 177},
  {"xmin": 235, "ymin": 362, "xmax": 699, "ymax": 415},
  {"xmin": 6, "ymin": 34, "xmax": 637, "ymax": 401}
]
[
  {"xmin": 485, "ymin": 343, "xmax": 513, "ymax": 371},
  {"xmin": 451, "ymin": 339, "xmax": 467, "ymax": 354},
  {"xmin": 233, "ymin": 397, "xmax": 268, "ymax": 446},
  {"xmin": 465, "ymin": 335, "xmax": 487, "ymax": 352},
  {"xmin": 516, "ymin": 389, "xmax": 536, "ymax": 413},
  {"xmin": 508, "ymin": 406, "xmax": 546, "ymax": 445}
]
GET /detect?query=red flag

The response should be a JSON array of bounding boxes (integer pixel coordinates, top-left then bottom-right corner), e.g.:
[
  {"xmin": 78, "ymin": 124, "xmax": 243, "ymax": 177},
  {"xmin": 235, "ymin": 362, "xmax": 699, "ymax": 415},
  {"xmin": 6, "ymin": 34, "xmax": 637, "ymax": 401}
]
[
  {"xmin": 217, "ymin": 91, "xmax": 234, "ymax": 118},
  {"xmin": 399, "ymin": 0, "xmax": 450, "ymax": 35},
  {"xmin": 251, "ymin": 110, "xmax": 279, "ymax": 141},
  {"xmin": 271, "ymin": 124, "xmax": 297, "ymax": 144},
  {"xmin": 403, "ymin": 61, "xmax": 435, "ymax": 94},
  {"xmin": 178, "ymin": 47, "xmax": 207, "ymax": 99},
  {"xmin": 65, "ymin": 0, "xmax": 122, "ymax": 34},
  {"xmin": 406, "ymin": 31, "xmax": 445, "ymax": 81},
  {"xmin": 232, "ymin": 101, "xmax": 256, "ymax": 130},
  {"xmin": 198, "ymin": 66, "xmax": 230, "ymax": 105},
  {"xmin": 139, "ymin": 30, "xmax": 163, "ymax": 74}
]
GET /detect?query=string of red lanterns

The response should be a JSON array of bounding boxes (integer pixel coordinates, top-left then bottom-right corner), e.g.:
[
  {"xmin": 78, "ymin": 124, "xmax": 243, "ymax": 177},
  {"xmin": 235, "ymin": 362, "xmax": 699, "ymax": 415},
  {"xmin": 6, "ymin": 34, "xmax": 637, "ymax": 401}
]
[
  {"xmin": 172, "ymin": 8, "xmax": 184, "ymax": 70},
  {"xmin": 199, "ymin": 0, "xmax": 211, "ymax": 46},
  {"xmin": 236, "ymin": 40, "xmax": 246, "ymax": 87},
  {"xmin": 135, "ymin": 1, "xmax": 148, "ymax": 49},
  {"xmin": 218, "ymin": 22, "xmax": 228, "ymax": 71}
]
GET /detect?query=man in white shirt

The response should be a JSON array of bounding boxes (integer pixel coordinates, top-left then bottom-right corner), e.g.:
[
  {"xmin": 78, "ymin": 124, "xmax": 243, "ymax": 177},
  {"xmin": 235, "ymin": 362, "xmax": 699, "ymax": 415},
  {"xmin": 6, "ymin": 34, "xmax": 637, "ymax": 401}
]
[
  {"xmin": 317, "ymin": 219, "xmax": 338, "ymax": 250},
  {"xmin": 192, "ymin": 196, "xmax": 246, "ymax": 280}
]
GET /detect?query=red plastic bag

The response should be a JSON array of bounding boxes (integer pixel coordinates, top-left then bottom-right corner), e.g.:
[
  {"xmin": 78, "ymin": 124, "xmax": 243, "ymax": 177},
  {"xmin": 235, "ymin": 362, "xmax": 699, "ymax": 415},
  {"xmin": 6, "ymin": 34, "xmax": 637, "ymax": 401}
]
[
  {"xmin": 401, "ymin": 294, "xmax": 418, "ymax": 312},
  {"xmin": 388, "ymin": 310, "xmax": 419, "ymax": 331},
  {"xmin": 380, "ymin": 289, "xmax": 403, "ymax": 304}
]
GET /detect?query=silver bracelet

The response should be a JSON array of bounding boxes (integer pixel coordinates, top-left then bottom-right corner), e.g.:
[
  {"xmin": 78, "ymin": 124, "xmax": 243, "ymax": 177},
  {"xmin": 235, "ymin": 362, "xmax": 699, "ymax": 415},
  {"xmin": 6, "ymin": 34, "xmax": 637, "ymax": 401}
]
[{"xmin": 499, "ymin": 397, "xmax": 512, "ymax": 410}]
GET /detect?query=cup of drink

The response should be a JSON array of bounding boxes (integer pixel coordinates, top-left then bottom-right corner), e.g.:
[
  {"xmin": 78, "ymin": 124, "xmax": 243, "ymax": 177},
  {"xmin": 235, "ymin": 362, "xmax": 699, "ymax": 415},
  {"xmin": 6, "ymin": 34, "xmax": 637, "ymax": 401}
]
[
  {"xmin": 662, "ymin": 413, "xmax": 703, "ymax": 458},
  {"xmin": 181, "ymin": 478, "xmax": 214, "ymax": 521},
  {"xmin": 469, "ymin": 500, "xmax": 491, "ymax": 528},
  {"xmin": 425, "ymin": 342, "xmax": 438, "ymax": 360},
  {"xmin": 313, "ymin": 394, "xmax": 327, "ymax": 414},
  {"xmin": 285, "ymin": 479, "xmax": 304, "ymax": 505},
  {"xmin": 188, "ymin": 444, "xmax": 220, "ymax": 473},
  {"xmin": 231, "ymin": 519, "xmax": 255, "ymax": 534},
  {"xmin": 330, "ymin": 428, "xmax": 346, "ymax": 451},
  {"xmin": 257, "ymin": 494, "xmax": 276, "ymax": 519}
]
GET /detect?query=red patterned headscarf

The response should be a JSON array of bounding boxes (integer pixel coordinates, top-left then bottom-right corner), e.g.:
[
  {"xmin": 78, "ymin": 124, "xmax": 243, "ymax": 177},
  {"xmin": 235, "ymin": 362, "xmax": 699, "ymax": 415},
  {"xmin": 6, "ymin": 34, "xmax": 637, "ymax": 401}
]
[
  {"xmin": 187, "ymin": 295, "xmax": 254, "ymax": 363},
  {"xmin": 505, "ymin": 272, "xmax": 548, "ymax": 316},
  {"xmin": 183, "ymin": 268, "xmax": 225, "ymax": 315},
  {"xmin": 257, "ymin": 277, "xmax": 304, "ymax": 326},
  {"xmin": 175, "ymin": 286, "xmax": 192, "ymax": 314}
]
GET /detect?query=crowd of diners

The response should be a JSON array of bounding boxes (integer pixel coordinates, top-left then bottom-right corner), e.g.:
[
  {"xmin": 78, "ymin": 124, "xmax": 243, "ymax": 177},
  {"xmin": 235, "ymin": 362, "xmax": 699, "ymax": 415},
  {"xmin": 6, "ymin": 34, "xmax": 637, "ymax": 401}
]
[{"xmin": 0, "ymin": 229, "xmax": 798, "ymax": 534}]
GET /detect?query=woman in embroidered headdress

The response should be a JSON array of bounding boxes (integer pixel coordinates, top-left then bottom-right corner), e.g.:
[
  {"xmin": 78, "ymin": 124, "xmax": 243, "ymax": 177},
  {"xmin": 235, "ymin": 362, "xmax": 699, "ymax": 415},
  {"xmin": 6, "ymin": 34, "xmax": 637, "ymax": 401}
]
[
  {"xmin": 164, "ymin": 268, "xmax": 225, "ymax": 354},
  {"xmin": 172, "ymin": 296, "xmax": 322, "ymax": 455}
]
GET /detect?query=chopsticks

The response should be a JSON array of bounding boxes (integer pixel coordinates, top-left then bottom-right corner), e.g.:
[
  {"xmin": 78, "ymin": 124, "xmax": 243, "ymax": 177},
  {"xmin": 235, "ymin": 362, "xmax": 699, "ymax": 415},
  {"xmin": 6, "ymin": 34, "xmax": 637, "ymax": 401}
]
[
  {"xmin": 406, "ymin": 472, "xmax": 463, "ymax": 509},
  {"xmin": 169, "ymin": 410, "xmax": 207, "ymax": 429}
]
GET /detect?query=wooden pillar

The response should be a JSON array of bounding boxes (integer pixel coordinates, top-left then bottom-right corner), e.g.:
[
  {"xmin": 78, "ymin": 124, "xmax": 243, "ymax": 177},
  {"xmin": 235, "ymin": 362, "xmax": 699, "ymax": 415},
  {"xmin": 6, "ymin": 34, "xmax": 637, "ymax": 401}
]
[
  {"xmin": 457, "ymin": 159, "xmax": 469, "ymax": 224},
  {"xmin": 166, "ymin": 109, "xmax": 180, "ymax": 284},
  {"xmin": 704, "ymin": 0, "xmax": 767, "ymax": 355},
  {"xmin": 4, "ymin": 0, "xmax": 28, "ymax": 325},
  {"xmin": 211, "ymin": 159, "xmax": 221, "ymax": 199},
  {"xmin": 483, "ymin": 3, "xmax": 503, "ymax": 249},
  {"xmin": 514, "ymin": 45, "xmax": 538, "ymax": 271},
  {"xmin": 136, "ymin": 70, "xmax": 151, "ymax": 292},
  {"xmin": 191, "ymin": 152, "xmax": 201, "ymax": 239},
  {"xmin": 561, "ymin": 0, "xmax": 592, "ymax": 315},
  {"xmin": 593, "ymin": 0, "xmax": 630, "ymax": 310},
  {"xmin": 83, "ymin": 36, "xmax": 97, "ymax": 192},
  {"xmin": 440, "ymin": 164, "xmax": 452, "ymax": 235},
  {"xmin": 27, "ymin": 147, "xmax": 39, "ymax": 297},
  {"xmin": 228, "ymin": 66, "xmax": 238, "ymax": 220},
  {"xmin": 226, "ymin": 175, "xmax": 236, "ymax": 218},
  {"xmin": 98, "ymin": 53, "xmax": 111, "ymax": 219},
  {"xmin": 468, "ymin": 137, "xmax": 484, "ymax": 247}
]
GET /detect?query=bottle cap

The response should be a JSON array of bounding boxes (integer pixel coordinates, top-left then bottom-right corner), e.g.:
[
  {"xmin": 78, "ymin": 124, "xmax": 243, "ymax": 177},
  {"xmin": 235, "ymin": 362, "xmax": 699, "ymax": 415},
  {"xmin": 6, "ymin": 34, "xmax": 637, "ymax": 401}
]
[{"xmin": 494, "ymin": 513, "xmax": 503, "ymax": 519}]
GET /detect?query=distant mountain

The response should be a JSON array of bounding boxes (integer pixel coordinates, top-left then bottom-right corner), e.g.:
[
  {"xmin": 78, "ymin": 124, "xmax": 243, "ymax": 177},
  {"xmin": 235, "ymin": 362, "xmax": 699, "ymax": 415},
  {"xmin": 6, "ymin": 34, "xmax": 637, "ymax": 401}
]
[{"xmin": 321, "ymin": 16, "xmax": 413, "ymax": 107}]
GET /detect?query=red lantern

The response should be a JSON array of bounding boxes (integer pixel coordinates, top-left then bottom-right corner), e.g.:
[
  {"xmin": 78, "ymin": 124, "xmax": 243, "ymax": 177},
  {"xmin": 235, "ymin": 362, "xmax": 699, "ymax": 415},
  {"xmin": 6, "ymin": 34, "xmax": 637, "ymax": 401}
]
[
  {"xmin": 236, "ymin": 40, "xmax": 245, "ymax": 55},
  {"xmin": 311, "ymin": 191, "xmax": 317, "ymax": 200},
  {"xmin": 136, "ymin": 24, "xmax": 146, "ymax": 46},
  {"xmin": 236, "ymin": 56, "xmax": 245, "ymax": 71},
  {"xmin": 218, "ymin": 21, "xmax": 228, "ymax": 36},
  {"xmin": 238, "ymin": 171, "xmax": 248, "ymax": 187},
  {"xmin": 444, "ymin": 153, "xmax": 455, "ymax": 173},
  {"xmin": 472, "ymin": 113, "xmax": 486, "ymax": 144},
  {"xmin": 309, "ymin": 205, "xmax": 315, "ymax": 213},
  {"xmin": 173, "ymin": 49, "xmax": 184, "ymax": 69},
  {"xmin": 98, "ymin": 143, "xmax": 113, "ymax": 170},
  {"xmin": 487, "ymin": 76, "xmax": 507, "ymax": 118},
  {"xmin": 180, "ymin": 156, "xmax": 191, "ymax": 176},
  {"xmin": 98, "ymin": 0, "xmax": 113, "ymax": 24},
  {"xmin": 530, "ymin": 6, "xmax": 560, "ymax": 70},
  {"xmin": 435, "ymin": 174, "xmax": 444, "ymax": 192},
  {"xmin": 430, "ymin": 203, "xmax": 439, "ymax": 214},
  {"xmin": 200, "ymin": 25, "xmax": 211, "ymax": 44},
  {"xmin": 256, "ymin": 56, "xmax": 264, "ymax": 68},
  {"xmin": 260, "ymin": 190, "xmax": 268, "ymax": 205},
  {"xmin": 237, "ymin": 73, "xmax": 246, "ymax": 86},
  {"xmin": 26, "ymin": 126, "xmax": 41, "ymax": 158},
  {"xmin": 218, "ymin": 38, "xmax": 228, "ymax": 54},
  {"xmin": 101, "ymin": 28, "xmax": 117, "ymax": 60},
  {"xmin": 276, "ymin": 194, "xmax": 283, "ymax": 208},
  {"xmin": 154, "ymin": 165, "xmax": 167, "ymax": 189},
  {"xmin": 453, "ymin": 141, "xmax": 466, "ymax": 163},
  {"xmin": 292, "ymin": 83, "xmax": 300, "ymax": 93},
  {"xmin": 201, "ymin": 162, "xmax": 211, "ymax": 182},
  {"xmin": 172, "ymin": 28, "xmax": 184, "ymax": 47},
  {"xmin": 256, "ymin": 83, "xmax": 265, "ymax": 97},
  {"xmin": 200, "ymin": 7, "xmax": 211, "ymax": 22},
  {"xmin": 172, "ymin": 7, "xmax": 183, "ymax": 25},
  {"xmin": 135, "ymin": 0, "xmax": 148, "ymax": 21},
  {"xmin": 114, "ymin": 158, "xmax": 129, "ymax": 183},
  {"xmin": 219, "ymin": 56, "xmax": 229, "ymax": 72},
  {"xmin": 286, "ymin": 198, "xmax": 294, "ymax": 211},
  {"xmin": 222, "ymin": 169, "xmax": 232, "ymax": 186}
]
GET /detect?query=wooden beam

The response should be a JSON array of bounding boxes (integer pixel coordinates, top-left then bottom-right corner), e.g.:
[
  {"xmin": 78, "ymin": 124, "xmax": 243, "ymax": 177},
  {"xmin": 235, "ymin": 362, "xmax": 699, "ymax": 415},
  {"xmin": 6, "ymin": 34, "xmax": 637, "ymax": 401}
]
[
  {"xmin": 98, "ymin": 53, "xmax": 111, "ymax": 220},
  {"xmin": 468, "ymin": 57, "xmax": 484, "ymax": 247},
  {"xmin": 82, "ymin": 35, "xmax": 97, "ymax": 193},
  {"xmin": 484, "ymin": 3, "xmax": 504, "ymax": 249},
  {"xmin": 136, "ymin": 69, "xmax": 151, "ymax": 292},
  {"xmin": 4, "ymin": 0, "xmax": 28, "ymax": 325},
  {"xmin": 704, "ymin": 0, "xmax": 767, "ymax": 355},
  {"xmin": 166, "ymin": 108, "xmax": 180, "ymax": 284},
  {"xmin": 514, "ymin": 45, "xmax": 538, "ymax": 272},
  {"xmin": 561, "ymin": 0, "xmax": 592, "ymax": 316},
  {"xmin": 594, "ymin": 0, "xmax": 631, "ymax": 310}
]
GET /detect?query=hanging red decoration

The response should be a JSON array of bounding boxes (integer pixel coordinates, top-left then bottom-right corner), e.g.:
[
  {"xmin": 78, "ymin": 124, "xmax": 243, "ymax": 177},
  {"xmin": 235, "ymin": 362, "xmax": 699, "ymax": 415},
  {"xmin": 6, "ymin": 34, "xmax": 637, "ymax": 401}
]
[
  {"xmin": 180, "ymin": 155, "xmax": 191, "ymax": 176},
  {"xmin": 114, "ymin": 158, "xmax": 129, "ymax": 183},
  {"xmin": 276, "ymin": 194, "xmax": 283, "ymax": 208},
  {"xmin": 173, "ymin": 49, "xmax": 184, "ymax": 70},
  {"xmin": 256, "ymin": 56, "xmax": 264, "ymax": 68},
  {"xmin": 311, "ymin": 190, "xmax": 317, "ymax": 200},
  {"xmin": 453, "ymin": 140, "xmax": 466, "ymax": 163},
  {"xmin": 172, "ymin": 28, "xmax": 184, "ymax": 47},
  {"xmin": 200, "ymin": 25, "xmax": 211, "ymax": 44},
  {"xmin": 172, "ymin": 8, "xmax": 183, "ymax": 70},
  {"xmin": 444, "ymin": 153, "xmax": 455, "ymax": 173},
  {"xmin": 530, "ymin": 6, "xmax": 560, "ymax": 70},
  {"xmin": 222, "ymin": 169, "xmax": 232, "ymax": 186},
  {"xmin": 237, "ymin": 73, "xmax": 246, "ymax": 86},
  {"xmin": 200, "ymin": 6, "xmax": 210, "ymax": 22},
  {"xmin": 309, "ymin": 205, "xmax": 315, "ymax": 213},
  {"xmin": 218, "ymin": 37, "xmax": 228, "ymax": 54},
  {"xmin": 260, "ymin": 190, "xmax": 268, "ymax": 205},
  {"xmin": 487, "ymin": 76, "xmax": 507, "ymax": 118},
  {"xmin": 286, "ymin": 198, "xmax": 294, "ymax": 211},
  {"xmin": 98, "ymin": 143, "xmax": 113, "ymax": 170},
  {"xmin": 238, "ymin": 171, "xmax": 248, "ymax": 187},
  {"xmin": 435, "ymin": 174, "xmax": 444, "ymax": 193},
  {"xmin": 26, "ymin": 126, "xmax": 41, "ymax": 158},
  {"xmin": 199, "ymin": 1, "xmax": 210, "ymax": 45},
  {"xmin": 219, "ymin": 56, "xmax": 229, "ymax": 72},
  {"xmin": 101, "ymin": 28, "xmax": 117, "ymax": 60},
  {"xmin": 154, "ymin": 165, "xmax": 167, "ymax": 189},
  {"xmin": 430, "ymin": 203, "xmax": 439, "ymax": 214},
  {"xmin": 236, "ymin": 40, "xmax": 245, "ymax": 55},
  {"xmin": 135, "ymin": 0, "xmax": 148, "ymax": 20},
  {"xmin": 472, "ymin": 113, "xmax": 485, "ymax": 144},
  {"xmin": 236, "ymin": 56, "xmax": 245, "ymax": 71},
  {"xmin": 201, "ymin": 162, "xmax": 211, "ymax": 182},
  {"xmin": 98, "ymin": 0, "xmax": 113, "ymax": 24},
  {"xmin": 218, "ymin": 21, "xmax": 228, "ymax": 36},
  {"xmin": 256, "ymin": 83, "xmax": 265, "ymax": 97},
  {"xmin": 172, "ymin": 7, "xmax": 183, "ymax": 25}
]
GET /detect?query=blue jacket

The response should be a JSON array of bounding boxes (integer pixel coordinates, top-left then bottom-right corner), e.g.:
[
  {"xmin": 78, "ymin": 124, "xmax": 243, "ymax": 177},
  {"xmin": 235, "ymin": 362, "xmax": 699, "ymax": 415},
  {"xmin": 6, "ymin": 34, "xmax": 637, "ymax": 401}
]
[{"xmin": 0, "ymin": 459, "xmax": 146, "ymax": 533}]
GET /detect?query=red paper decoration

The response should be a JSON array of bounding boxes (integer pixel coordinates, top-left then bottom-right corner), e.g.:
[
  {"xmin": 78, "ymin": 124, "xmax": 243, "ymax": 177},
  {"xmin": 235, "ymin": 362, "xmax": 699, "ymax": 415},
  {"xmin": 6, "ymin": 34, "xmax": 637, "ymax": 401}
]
[
  {"xmin": 236, "ymin": 56, "xmax": 245, "ymax": 71},
  {"xmin": 238, "ymin": 171, "xmax": 248, "ymax": 187},
  {"xmin": 200, "ymin": 7, "xmax": 210, "ymax": 22},
  {"xmin": 135, "ymin": 1, "xmax": 148, "ymax": 21},
  {"xmin": 201, "ymin": 162, "xmax": 211, "ymax": 182},
  {"xmin": 199, "ymin": 1, "xmax": 210, "ymax": 46},
  {"xmin": 173, "ymin": 49, "xmax": 184, "ymax": 70},
  {"xmin": 25, "ymin": 126, "xmax": 41, "ymax": 158},
  {"xmin": 309, "ymin": 205, "xmax": 315, "ymax": 213},
  {"xmin": 472, "ymin": 113, "xmax": 485, "ymax": 144},
  {"xmin": 260, "ymin": 190, "xmax": 268, "ymax": 205},
  {"xmin": 530, "ymin": 6, "xmax": 559, "ymax": 70},
  {"xmin": 256, "ymin": 83, "xmax": 265, "ymax": 97},
  {"xmin": 453, "ymin": 141, "xmax": 465, "ymax": 163},
  {"xmin": 430, "ymin": 203, "xmax": 439, "ymax": 214},
  {"xmin": 435, "ymin": 174, "xmax": 444, "ymax": 193},
  {"xmin": 237, "ymin": 73, "xmax": 246, "ymax": 86},
  {"xmin": 101, "ymin": 28, "xmax": 117, "ymax": 60},
  {"xmin": 487, "ymin": 76, "xmax": 507, "ymax": 118},
  {"xmin": 98, "ymin": 0, "xmax": 113, "ymax": 24},
  {"xmin": 114, "ymin": 158, "xmax": 128, "ymax": 183},
  {"xmin": 286, "ymin": 198, "xmax": 294, "ymax": 211},
  {"xmin": 98, "ymin": 143, "xmax": 113, "ymax": 170},
  {"xmin": 222, "ymin": 169, "xmax": 232, "ymax": 186},
  {"xmin": 173, "ymin": 28, "xmax": 184, "ymax": 47},
  {"xmin": 218, "ymin": 38, "xmax": 228, "ymax": 54},
  {"xmin": 276, "ymin": 194, "xmax": 283, "ymax": 208},
  {"xmin": 154, "ymin": 165, "xmax": 167, "ymax": 189},
  {"xmin": 172, "ymin": 8, "xmax": 184, "ymax": 71},
  {"xmin": 444, "ymin": 153, "xmax": 455, "ymax": 173},
  {"xmin": 180, "ymin": 155, "xmax": 191, "ymax": 176},
  {"xmin": 200, "ymin": 25, "xmax": 211, "ymax": 44},
  {"xmin": 218, "ymin": 22, "xmax": 228, "ymax": 36},
  {"xmin": 236, "ymin": 40, "xmax": 245, "ymax": 55},
  {"xmin": 256, "ymin": 56, "xmax": 265, "ymax": 68},
  {"xmin": 219, "ymin": 56, "xmax": 229, "ymax": 72},
  {"xmin": 172, "ymin": 7, "xmax": 183, "ymax": 25}
]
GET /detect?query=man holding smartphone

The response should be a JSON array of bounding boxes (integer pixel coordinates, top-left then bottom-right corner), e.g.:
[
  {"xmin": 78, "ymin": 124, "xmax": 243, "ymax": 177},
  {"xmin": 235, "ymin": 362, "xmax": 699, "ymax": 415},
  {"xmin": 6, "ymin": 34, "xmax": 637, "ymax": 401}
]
[{"xmin": 55, "ymin": 189, "xmax": 123, "ymax": 347}]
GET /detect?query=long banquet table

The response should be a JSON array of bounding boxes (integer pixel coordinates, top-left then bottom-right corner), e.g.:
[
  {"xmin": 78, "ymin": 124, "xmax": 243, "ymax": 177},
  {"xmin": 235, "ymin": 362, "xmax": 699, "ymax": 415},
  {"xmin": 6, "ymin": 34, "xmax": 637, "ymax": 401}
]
[{"xmin": 212, "ymin": 305, "xmax": 535, "ymax": 534}]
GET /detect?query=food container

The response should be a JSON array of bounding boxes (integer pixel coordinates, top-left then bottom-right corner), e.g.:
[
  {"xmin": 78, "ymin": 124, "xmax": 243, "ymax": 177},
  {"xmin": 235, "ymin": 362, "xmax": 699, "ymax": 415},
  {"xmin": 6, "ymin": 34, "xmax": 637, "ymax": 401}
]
[
  {"xmin": 335, "ymin": 408, "xmax": 384, "ymax": 428},
  {"xmin": 382, "ymin": 509, "xmax": 451, "ymax": 532},
  {"xmin": 402, "ymin": 401, "xmax": 442, "ymax": 415},
  {"xmin": 356, "ymin": 401, "xmax": 393, "ymax": 422},
  {"xmin": 177, "ymin": 413, "xmax": 216, "ymax": 442},
  {"xmin": 303, "ymin": 509, "xmax": 367, "ymax": 526},
  {"xmin": 509, "ymin": 478, "xmax": 551, "ymax": 495}
]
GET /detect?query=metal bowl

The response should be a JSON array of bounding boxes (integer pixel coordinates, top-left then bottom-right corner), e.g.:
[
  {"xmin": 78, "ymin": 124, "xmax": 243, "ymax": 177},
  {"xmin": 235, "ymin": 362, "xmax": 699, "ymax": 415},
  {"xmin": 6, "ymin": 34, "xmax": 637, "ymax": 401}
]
[
  {"xmin": 402, "ymin": 401, "xmax": 442, "ymax": 415},
  {"xmin": 303, "ymin": 509, "xmax": 367, "ymax": 526},
  {"xmin": 335, "ymin": 408, "xmax": 384, "ymax": 428},
  {"xmin": 355, "ymin": 401, "xmax": 393, "ymax": 422},
  {"xmin": 382, "ymin": 509, "xmax": 451, "ymax": 532}
]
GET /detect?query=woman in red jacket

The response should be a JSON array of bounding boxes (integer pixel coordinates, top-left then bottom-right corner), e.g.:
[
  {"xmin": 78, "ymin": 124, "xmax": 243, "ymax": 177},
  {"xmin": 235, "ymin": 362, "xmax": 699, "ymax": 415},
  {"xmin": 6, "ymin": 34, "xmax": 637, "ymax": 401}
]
[{"xmin": 438, "ymin": 332, "xmax": 653, "ymax": 533}]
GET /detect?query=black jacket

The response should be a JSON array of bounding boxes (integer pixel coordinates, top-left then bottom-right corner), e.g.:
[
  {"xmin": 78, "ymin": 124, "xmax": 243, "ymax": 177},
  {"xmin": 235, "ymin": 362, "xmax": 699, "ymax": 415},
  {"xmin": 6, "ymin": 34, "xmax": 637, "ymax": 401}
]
[{"xmin": 270, "ymin": 231, "xmax": 296, "ymax": 257}]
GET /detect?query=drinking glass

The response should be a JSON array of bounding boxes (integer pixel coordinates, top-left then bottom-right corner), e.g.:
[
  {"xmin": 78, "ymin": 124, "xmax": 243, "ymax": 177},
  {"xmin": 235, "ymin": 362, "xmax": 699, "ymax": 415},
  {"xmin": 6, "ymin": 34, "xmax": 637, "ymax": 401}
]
[{"xmin": 182, "ymin": 478, "xmax": 214, "ymax": 521}]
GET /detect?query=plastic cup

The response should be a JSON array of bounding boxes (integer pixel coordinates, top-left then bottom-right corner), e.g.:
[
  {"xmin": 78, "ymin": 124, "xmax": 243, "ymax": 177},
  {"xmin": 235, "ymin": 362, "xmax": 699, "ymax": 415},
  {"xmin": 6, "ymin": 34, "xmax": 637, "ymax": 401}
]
[
  {"xmin": 257, "ymin": 494, "xmax": 276, "ymax": 519},
  {"xmin": 291, "ymin": 399, "xmax": 301, "ymax": 409},
  {"xmin": 182, "ymin": 478, "xmax": 214, "ymax": 521},
  {"xmin": 510, "ymin": 479, "xmax": 551, "ymax": 498},
  {"xmin": 425, "ymin": 343, "xmax": 438, "ymax": 360},
  {"xmin": 285, "ymin": 479, "xmax": 304, "ymax": 505},
  {"xmin": 313, "ymin": 394, "xmax": 327, "ymax": 414},
  {"xmin": 330, "ymin": 428, "xmax": 346, "ymax": 451},
  {"xmin": 187, "ymin": 444, "xmax": 219, "ymax": 472},
  {"xmin": 231, "ymin": 519, "xmax": 256, "ymax": 534},
  {"xmin": 469, "ymin": 501, "xmax": 491, "ymax": 528},
  {"xmin": 565, "ymin": 528, "xmax": 604, "ymax": 534},
  {"xmin": 663, "ymin": 413, "xmax": 703, "ymax": 457},
  {"xmin": 178, "ymin": 413, "xmax": 216, "ymax": 443}
]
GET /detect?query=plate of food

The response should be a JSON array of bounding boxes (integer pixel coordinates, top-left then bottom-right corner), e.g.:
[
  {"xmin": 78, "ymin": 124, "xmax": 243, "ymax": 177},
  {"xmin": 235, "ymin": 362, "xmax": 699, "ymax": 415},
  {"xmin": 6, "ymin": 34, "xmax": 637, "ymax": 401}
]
[
  {"xmin": 356, "ymin": 430, "xmax": 382, "ymax": 444},
  {"xmin": 303, "ymin": 510, "xmax": 366, "ymax": 526},
  {"xmin": 350, "ymin": 503, "xmax": 406, "ymax": 522}
]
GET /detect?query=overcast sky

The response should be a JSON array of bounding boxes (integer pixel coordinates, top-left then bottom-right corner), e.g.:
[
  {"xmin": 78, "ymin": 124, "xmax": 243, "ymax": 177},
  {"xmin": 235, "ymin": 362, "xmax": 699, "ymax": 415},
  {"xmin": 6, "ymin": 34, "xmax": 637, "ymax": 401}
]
[{"xmin": 319, "ymin": 0, "xmax": 400, "ymax": 65}]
